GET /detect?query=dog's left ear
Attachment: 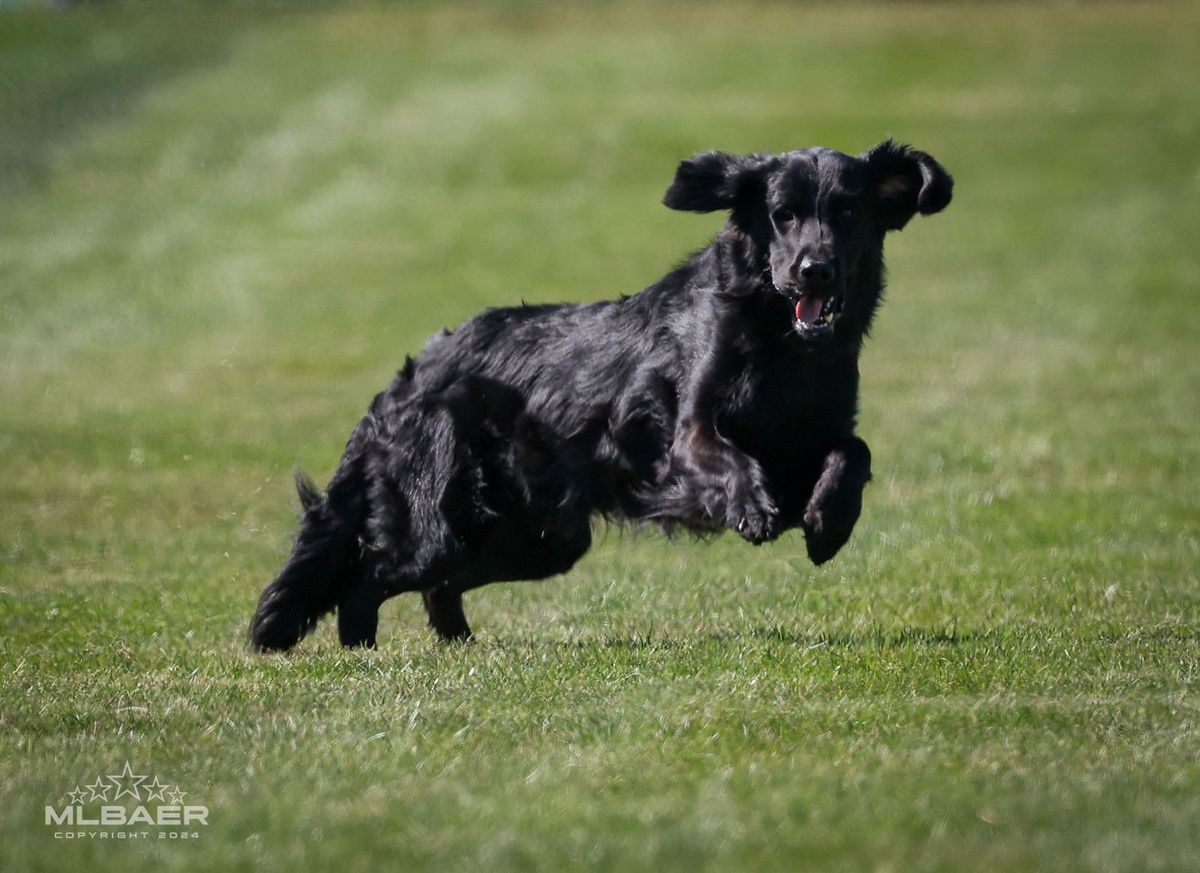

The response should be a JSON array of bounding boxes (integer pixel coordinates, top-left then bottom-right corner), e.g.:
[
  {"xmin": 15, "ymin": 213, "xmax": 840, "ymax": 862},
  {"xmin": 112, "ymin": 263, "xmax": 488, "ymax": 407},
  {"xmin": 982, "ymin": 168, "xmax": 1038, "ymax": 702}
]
[
  {"xmin": 862, "ymin": 140, "xmax": 953, "ymax": 231},
  {"xmin": 662, "ymin": 151, "xmax": 766, "ymax": 213}
]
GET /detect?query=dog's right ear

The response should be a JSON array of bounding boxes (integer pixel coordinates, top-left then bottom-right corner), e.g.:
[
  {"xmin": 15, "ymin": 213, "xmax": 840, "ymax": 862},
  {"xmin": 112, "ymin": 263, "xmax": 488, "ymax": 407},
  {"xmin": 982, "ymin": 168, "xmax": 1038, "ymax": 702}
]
[{"xmin": 662, "ymin": 152, "xmax": 766, "ymax": 213}]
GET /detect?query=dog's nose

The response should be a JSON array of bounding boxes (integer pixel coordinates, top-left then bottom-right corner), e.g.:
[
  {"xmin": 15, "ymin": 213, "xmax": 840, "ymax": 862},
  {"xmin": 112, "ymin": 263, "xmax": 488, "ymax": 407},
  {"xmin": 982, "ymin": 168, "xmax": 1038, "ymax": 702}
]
[{"xmin": 799, "ymin": 258, "xmax": 835, "ymax": 287}]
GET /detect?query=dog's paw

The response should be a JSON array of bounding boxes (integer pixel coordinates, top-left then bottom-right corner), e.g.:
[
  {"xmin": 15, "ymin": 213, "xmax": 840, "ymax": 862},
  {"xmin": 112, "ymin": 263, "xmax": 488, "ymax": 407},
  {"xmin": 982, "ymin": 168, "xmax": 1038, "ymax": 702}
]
[
  {"xmin": 801, "ymin": 506, "xmax": 854, "ymax": 565},
  {"xmin": 729, "ymin": 489, "xmax": 781, "ymax": 545}
]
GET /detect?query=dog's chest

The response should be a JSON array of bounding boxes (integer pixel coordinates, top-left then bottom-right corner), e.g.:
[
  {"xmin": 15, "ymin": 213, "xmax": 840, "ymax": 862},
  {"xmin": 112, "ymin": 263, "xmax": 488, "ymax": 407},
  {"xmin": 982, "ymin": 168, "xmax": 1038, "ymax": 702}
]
[{"xmin": 722, "ymin": 349, "xmax": 858, "ymax": 445}]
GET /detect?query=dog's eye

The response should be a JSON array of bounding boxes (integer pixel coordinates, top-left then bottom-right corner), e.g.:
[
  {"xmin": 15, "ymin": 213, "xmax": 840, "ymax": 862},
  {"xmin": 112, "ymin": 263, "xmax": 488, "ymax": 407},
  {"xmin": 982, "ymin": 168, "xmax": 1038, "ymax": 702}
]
[
  {"xmin": 837, "ymin": 205, "xmax": 857, "ymax": 222},
  {"xmin": 773, "ymin": 208, "xmax": 794, "ymax": 225}
]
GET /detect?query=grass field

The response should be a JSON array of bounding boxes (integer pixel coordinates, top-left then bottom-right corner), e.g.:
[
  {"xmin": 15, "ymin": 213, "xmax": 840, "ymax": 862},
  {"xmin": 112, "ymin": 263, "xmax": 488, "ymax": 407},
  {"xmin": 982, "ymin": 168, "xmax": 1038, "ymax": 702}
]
[{"xmin": 2, "ymin": 2, "xmax": 1199, "ymax": 870}]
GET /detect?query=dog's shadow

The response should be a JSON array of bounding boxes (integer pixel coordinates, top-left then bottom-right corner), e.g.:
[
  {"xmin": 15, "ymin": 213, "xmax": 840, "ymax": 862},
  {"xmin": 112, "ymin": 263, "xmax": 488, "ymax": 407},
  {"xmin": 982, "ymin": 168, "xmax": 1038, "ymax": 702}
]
[{"xmin": 489, "ymin": 622, "xmax": 983, "ymax": 653}]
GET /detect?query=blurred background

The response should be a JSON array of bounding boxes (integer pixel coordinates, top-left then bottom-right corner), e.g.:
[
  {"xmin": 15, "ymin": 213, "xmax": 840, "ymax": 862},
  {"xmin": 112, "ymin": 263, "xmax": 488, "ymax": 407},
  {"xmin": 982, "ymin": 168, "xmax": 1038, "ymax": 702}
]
[{"xmin": 2, "ymin": 2, "xmax": 1198, "ymax": 871}]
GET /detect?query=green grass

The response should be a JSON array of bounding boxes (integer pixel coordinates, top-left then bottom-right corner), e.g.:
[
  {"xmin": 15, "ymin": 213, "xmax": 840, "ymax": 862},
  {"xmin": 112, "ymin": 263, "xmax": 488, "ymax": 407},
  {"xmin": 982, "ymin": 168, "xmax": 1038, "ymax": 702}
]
[{"xmin": 2, "ymin": 2, "xmax": 1199, "ymax": 870}]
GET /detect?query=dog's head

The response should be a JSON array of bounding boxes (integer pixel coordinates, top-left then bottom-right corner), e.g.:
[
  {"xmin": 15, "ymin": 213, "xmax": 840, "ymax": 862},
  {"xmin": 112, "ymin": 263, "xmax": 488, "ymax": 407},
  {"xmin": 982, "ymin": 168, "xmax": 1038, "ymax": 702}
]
[{"xmin": 663, "ymin": 140, "xmax": 952, "ymax": 342}]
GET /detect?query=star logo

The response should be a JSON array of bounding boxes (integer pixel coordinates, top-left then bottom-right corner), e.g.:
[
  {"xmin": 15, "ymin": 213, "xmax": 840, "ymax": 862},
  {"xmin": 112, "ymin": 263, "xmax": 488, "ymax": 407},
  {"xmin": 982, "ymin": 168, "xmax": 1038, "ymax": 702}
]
[
  {"xmin": 86, "ymin": 776, "xmax": 112, "ymax": 802},
  {"xmin": 107, "ymin": 762, "xmax": 148, "ymax": 803},
  {"xmin": 142, "ymin": 776, "xmax": 171, "ymax": 802},
  {"xmin": 50, "ymin": 763, "xmax": 210, "ymax": 833}
]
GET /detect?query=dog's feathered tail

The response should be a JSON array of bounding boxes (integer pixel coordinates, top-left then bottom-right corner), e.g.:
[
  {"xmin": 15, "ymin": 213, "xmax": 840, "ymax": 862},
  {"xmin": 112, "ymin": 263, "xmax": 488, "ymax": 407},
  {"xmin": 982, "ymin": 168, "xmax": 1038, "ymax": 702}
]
[{"xmin": 249, "ymin": 450, "xmax": 368, "ymax": 652}]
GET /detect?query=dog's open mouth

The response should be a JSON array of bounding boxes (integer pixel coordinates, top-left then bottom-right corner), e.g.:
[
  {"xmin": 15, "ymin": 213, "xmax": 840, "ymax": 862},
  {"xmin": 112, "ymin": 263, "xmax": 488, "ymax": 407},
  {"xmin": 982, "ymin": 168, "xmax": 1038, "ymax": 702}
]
[{"xmin": 793, "ymin": 294, "xmax": 842, "ymax": 339}]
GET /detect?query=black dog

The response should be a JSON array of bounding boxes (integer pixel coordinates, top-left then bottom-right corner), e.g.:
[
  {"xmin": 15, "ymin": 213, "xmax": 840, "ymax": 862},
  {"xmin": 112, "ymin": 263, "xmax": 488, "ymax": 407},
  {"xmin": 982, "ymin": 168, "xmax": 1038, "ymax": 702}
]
[{"xmin": 249, "ymin": 140, "xmax": 952, "ymax": 650}]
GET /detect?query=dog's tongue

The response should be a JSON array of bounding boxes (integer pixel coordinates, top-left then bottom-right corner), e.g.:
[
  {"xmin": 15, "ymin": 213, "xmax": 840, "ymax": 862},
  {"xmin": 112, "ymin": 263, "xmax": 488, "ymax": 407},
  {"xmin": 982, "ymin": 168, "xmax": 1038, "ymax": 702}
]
[{"xmin": 796, "ymin": 296, "xmax": 825, "ymax": 324}]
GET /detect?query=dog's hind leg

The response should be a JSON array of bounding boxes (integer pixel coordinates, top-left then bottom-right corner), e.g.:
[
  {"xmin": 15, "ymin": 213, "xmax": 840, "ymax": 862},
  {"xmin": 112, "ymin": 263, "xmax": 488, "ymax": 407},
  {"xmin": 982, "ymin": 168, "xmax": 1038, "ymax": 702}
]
[
  {"xmin": 341, "ymin": 548, "xmax": 459, "ymax": 646},
  {"xmin": 337, "ymin": 574, "xmax": 383, "ymax": 648},
  {"xmin": 419, "ymin": 519, "xmax": 593, "ymax": 642},
  {"xmin": 421, "ymin": 586, "xmax": 472, "ymax": 642}
]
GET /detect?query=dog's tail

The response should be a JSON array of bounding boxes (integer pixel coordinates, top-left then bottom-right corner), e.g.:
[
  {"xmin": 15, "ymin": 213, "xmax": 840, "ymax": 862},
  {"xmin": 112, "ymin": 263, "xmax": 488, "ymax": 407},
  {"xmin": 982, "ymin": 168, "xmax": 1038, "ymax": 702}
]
[{"xmin": 249, "ymin": 449, "xmax": 369, "ymax": 653}]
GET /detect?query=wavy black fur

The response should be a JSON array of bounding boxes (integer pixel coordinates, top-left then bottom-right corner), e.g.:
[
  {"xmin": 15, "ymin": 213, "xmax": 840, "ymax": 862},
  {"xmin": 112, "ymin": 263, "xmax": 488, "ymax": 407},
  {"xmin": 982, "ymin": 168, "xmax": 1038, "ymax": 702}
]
[{"xmin": 248, "ymin": 141, "xmax": 952, "ymax": 650}]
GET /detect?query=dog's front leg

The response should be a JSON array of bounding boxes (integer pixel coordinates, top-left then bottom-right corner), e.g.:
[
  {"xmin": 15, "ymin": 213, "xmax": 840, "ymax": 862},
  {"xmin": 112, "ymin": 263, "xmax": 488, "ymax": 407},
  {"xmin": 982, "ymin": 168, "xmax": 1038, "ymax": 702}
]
[
  {"xmin": 650, "ymin": 306, "xmax": 781, "ymax": 543},
  {"xmin": 668, "ymin": 417, "xmax": 781, "ymax": 544},
  {"xmin": 802, "ymin": 435, "xmax": 872, "ymax": 565}
]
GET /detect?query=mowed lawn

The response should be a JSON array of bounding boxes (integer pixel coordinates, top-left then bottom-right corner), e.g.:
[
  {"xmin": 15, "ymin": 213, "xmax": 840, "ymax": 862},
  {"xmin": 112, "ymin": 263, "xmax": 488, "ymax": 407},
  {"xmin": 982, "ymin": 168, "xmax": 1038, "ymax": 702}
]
[{"xmin": 2, "ymin": 2, "xmax": 1199, "ymax": 870}]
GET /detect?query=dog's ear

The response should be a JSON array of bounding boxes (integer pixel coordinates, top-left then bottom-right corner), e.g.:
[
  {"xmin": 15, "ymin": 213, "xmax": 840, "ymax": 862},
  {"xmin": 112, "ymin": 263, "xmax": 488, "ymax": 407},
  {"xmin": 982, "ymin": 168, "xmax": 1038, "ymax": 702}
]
[
  {"xmin": 662, "ymin": 151, "xmax": 766, "ymax": 213},
  {"xmin": 861, "ymin": 140, "xmax": 953, "ymax": 231}
]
